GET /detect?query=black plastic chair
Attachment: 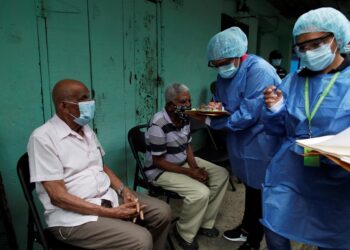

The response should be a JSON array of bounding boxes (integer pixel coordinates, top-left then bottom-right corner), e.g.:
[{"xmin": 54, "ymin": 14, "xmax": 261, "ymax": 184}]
[
  {"xmin": 0, "ymin": 171, "xmax": 18, "ymax": 249},
  {"xmin": 190, "ymin": 118, "xmax": 236, "ymax": 191},
  {"xmin": 127, "ymin": 124, "xmax": 182, "ymax": 202},
  {"xmin": 128, "ymin": 124, "xmax": 183, "ymax": 250},
  {"xmin": 17, "ymin": 153, "xmax": 85, "ymax": 250}
]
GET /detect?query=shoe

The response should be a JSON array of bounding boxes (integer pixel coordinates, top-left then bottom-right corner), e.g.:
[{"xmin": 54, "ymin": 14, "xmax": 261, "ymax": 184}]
[
  {"xmin": 223, "ymin": 225, "xmax": 248, "ymax": 242},
  {"xmin": 174, "ymin": 227, "xmax": 199, "ymax": 250},
  {"xmin": 198, "ymin": 227, "xmax": 220, "ymax": 238},
  {"xmin": 237, "ymin": 242, "xmax": 259, "ymax": 250}
]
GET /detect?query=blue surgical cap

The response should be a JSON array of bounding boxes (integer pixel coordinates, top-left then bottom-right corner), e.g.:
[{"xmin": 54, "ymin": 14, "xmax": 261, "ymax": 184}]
[
  {"xmin": 293, "ymin": 7, "xmax": 350, "ymax": 53},
  {"xmin": 207, "ymin": 27, "xmax": 248, "ymax": 61}
]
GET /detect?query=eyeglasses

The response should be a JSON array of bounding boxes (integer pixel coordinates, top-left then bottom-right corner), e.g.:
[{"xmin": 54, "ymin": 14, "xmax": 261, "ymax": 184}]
[
  {"xmin": 208, "ymin": 58, "xmax": 236, "ymax": 68},
  {"xmin": 294, "ymin": 33, "xmax": 334, "ymax": 53}
]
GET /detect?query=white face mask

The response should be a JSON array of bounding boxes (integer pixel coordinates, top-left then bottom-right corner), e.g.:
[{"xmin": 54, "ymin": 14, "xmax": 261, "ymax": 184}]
[
  {"xmin": 218, "ymin": 63, "xmax": 238, "ymax": 79},
  {"xmin": 271, "ymin": 59, "xmax": 282, "ymax": 67}
]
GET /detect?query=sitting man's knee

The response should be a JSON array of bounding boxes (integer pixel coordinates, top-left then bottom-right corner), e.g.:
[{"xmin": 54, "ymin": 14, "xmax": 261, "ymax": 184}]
[
  {"xmin": 160, "ymin": 202, "xmax": 172, "ymax": 222},
  {"xmin": 195, "ymin": 185, "xmax": 210, "ymax": 202},
  {"xmin": 133, "ymin": 228, "xmax": 153, "ymax": 250}
]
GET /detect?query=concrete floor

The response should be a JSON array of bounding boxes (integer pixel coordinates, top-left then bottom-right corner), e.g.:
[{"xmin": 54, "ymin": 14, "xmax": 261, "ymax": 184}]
[{"xmin": 165, "ymin": 178, "xmax": 317, "ymax": 250}]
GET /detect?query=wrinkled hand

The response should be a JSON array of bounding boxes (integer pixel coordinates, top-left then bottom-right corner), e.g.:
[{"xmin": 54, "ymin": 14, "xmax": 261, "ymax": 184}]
[
  {"xmin": 263, "ymin": 85, "xmax": 283, "ymax": 108},
  {"xmin": 189, "ymin": 167, "xmax": 209, "ymax": 183},
  {"xmin": 121, "ymin": 188, "xmax": 145, "ymax": 223},
  {"xmin": 199, "ymin": 167, "xmax": 209, "ymax": 181},
  {"xmin": 122, "ymin": 187, "xmax": 146, "ymax": 223},
  {"xmin": 122, "ymin": 187, "xmax": 137, "ymax": 204},
  {"xmin": 109, "ymin": 201, "xmax": 142, "ymax": 220}
]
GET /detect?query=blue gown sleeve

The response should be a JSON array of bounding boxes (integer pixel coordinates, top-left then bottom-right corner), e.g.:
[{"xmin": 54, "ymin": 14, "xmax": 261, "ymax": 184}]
[
  {"xmin": 261, "ymin": 104, "xmax": 287, "ymax": 136},
  {"xmin": 211, "ymin": 65, "xmax": 280, "ymax": 132},
  {"xmin": 260, "ymin": 73, "xmax": 296, "ymax": 136}
]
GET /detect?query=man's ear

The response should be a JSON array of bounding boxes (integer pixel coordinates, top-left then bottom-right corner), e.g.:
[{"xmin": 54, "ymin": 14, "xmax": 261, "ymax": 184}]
[
  {"xmin": 58, "ymin": 101, "xmax": 68, "ymax": 112},
  {"xmin": 165, "ymin": 102, "xmax": 175, "ymax": 111}
]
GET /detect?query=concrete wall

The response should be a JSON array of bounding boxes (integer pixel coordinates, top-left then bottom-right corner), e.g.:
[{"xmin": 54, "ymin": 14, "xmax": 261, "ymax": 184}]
[{"xmin": 0, "ymin": 0, "xmax": 293, "ymax": 248}]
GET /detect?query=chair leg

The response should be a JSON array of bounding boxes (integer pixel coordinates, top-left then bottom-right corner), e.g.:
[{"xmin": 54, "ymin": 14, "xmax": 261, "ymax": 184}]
[
  {"xmin": 171, "ymin": 217, "xmax": 179, "ymax": 224},
  {"xmin": 167, "ymin": 234, "xmax": 175, "ymax": 250},
  {"xmin": 133, "ymin": 168, "xmax": 139, "ymax": 191},
  {"xmin": 27, "ymin": 220, "xmax": 34, "ymax": 250},
  {"xmin": 229, "ymin": 177, "xmax": 236, "ymax": 191}
]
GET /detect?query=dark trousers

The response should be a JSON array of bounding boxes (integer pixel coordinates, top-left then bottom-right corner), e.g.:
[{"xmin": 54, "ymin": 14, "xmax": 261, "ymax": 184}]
[{"xmin": 241, "ymin": 184, "xmax": 263, "ymax": 249}]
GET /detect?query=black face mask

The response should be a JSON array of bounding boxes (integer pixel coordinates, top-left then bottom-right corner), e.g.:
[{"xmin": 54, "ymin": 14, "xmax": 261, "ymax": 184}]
[{"xmin": 174, "ymin": 105, "xmax": 191, "ymax": 123}]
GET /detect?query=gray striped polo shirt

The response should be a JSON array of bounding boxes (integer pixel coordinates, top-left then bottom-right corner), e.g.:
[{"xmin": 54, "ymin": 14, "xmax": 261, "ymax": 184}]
[{"xmin": 144, "ymin": 109, "xmax": 192, "ymax": 181}]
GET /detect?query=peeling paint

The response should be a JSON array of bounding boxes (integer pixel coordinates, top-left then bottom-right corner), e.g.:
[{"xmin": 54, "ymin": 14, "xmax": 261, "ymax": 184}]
[
  {"xmin": 143, "ymin": 13, "xmax": 155, "ymax": 30},
  {"xmin": 95, "ymin": 92, "xmax": 106, "ymax": 123},
  {"xmin": 136, "ymin": 34, "xmax": 157, "ymax": 124},
  {"xmin": 7, "ymin": 31, "xmax": 22, "ymax": 43}
]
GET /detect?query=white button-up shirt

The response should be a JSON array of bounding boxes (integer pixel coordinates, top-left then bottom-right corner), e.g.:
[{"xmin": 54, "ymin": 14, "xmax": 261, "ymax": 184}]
[{"xmin": 27, "ymin": 114, "xmax": 119, "ymax": 227}]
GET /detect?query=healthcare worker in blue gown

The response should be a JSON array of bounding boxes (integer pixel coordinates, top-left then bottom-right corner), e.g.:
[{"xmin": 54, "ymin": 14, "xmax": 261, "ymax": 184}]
[
  {"xmin": 205, "ymin": 27, "xmax": 282, "ymax": 250},
  {"xmin": 261, "ymin": 7, "xmax": 350, "ymax": 250}
]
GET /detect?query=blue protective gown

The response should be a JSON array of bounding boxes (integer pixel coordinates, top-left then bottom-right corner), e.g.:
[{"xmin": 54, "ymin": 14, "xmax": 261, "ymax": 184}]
[
  {"xmin": 210, "ymin": 54, "xmax": 282, "ymax": 189},
  {"xmin": 261, "ymin": 65, "xmax": 350, "ymax": 249}
]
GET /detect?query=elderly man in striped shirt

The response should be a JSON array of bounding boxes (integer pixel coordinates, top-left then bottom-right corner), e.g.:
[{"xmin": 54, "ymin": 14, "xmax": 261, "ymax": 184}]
[{"xmin": 145, "ymin": 83, "xmax": 229, "ymax": 250}]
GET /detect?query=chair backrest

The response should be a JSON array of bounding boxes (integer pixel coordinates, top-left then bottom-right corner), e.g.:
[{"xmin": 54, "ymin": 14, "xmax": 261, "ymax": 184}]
[
  {"xmin": 17, "ymin": 154, "xmax": 87, "ymax": 250},
  {"xmin": 17, "ymin": 153, "xmax": 50, "ymax": 250},
  {"xmin": 128, "ymin": 124, "xmax": 183, "ymax": 203},
  {"xmin": 128, "ymin": 124, "xmax": 148, "ymax": 154},
  {"xmin": 127, "ymin": 124, "xmax": 151, "ymax": 191}
]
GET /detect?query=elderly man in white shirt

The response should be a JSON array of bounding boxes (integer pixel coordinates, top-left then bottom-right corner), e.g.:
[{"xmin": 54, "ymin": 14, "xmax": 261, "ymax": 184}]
[{"xmin": 27, "ymin": 79, "xmax": 171, "ymax": 250}]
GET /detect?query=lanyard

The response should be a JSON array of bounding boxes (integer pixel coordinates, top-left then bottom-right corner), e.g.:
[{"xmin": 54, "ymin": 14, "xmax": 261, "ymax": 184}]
[{"xmin": 304, "ymin": 72, "xmax": 340, "ymax": 137}]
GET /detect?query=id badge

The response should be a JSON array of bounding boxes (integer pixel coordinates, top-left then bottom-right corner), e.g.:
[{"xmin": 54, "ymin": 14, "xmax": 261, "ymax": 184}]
[{"xmin": 303, "ymin": 148, "xmax": 320, "ymax": 167}]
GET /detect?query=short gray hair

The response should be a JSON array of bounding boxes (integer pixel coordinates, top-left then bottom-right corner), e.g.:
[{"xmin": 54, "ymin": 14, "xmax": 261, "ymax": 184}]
[{"xmin": 165, "ymin": 83, "xmax": 189, "ymax": 103}]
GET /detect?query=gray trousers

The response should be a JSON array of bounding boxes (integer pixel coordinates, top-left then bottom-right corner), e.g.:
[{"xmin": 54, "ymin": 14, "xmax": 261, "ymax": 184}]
[
  {"xmin": 154, "ymin": 157, "xmax": 229, "ymax": 243},
  {"xmin": 49, "ymin": 193, "xmax": 171, "ymax": 250}
]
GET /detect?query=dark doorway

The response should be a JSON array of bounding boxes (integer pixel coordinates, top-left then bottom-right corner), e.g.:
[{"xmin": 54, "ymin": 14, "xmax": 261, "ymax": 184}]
[{"xmin": 221, "ymin": 13, "xmax": 249, "ymax": 38}]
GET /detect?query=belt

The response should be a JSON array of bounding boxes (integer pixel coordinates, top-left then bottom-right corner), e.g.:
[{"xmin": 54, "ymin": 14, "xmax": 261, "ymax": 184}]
[{"xmin": 101, "ymin": 199, "xmax": 112, "ymax": 208}]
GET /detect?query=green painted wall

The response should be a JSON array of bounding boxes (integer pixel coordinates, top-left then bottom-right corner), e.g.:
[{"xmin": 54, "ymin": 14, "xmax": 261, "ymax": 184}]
[
  {"xmin": 0, "ymin": 0, "xmax": 293, "ymax": 248},
  {"xmin": 0, "ymin": 0, "xmax": 44, "ymax": 248},
  {"xmin": 161, "ymin": 0, "xmax": 221, "ymax": 107}
]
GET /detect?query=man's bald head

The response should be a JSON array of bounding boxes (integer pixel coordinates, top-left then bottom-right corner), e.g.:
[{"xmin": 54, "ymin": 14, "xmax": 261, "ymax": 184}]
[{"xmin": 52, "ymin": 79, "xmax": 88, "ymax": 111}]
